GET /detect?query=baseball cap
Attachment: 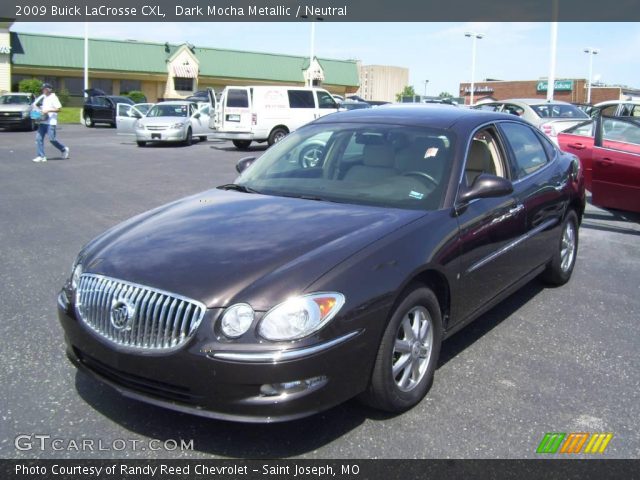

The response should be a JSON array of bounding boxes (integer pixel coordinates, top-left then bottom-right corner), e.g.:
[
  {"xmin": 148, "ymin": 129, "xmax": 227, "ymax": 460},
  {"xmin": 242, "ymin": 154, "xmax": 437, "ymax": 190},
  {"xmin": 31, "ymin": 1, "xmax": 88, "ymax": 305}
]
[{"xmin": 41, "ymin": 83, "xmax": 53, "ymax": 90}]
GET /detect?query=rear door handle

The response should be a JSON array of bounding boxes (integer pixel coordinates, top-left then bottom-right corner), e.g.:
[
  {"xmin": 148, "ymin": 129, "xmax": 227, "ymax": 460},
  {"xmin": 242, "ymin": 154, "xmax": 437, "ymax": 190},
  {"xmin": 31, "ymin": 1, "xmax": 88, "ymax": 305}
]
[
  {"xmin": 597, "ymin": 158, "xmax": 615, "ymax": 167},
  {"xmin": 567, "ymin": 143, "xmax": 586, "ymax": 150}
]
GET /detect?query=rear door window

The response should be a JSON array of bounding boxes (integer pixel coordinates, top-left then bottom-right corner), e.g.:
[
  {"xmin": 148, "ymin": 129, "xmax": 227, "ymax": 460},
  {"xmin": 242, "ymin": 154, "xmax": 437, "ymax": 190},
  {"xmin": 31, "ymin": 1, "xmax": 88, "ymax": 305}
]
[
  {"xmin": 500, "ymin": 122, "xmax": 550, "ymax": 179},
  {"xmin": 288, "ymin": 90, "xmax": 315, "ymax": 109},
  {"xmin": 226, "ymin": 89, "xmax": 249, "ymax": 108}
]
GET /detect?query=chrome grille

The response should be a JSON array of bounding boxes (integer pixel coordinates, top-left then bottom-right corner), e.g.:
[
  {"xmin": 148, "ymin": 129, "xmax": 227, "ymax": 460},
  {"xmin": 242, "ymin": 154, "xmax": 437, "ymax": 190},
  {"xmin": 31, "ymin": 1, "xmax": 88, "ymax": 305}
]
[
  {"xmin": 146, "ymin": 125, "xmax": 169, "ymax": 131},
  {"xmin": 75, "ymin": 274, "xmax": 206, "ymax": 350}
]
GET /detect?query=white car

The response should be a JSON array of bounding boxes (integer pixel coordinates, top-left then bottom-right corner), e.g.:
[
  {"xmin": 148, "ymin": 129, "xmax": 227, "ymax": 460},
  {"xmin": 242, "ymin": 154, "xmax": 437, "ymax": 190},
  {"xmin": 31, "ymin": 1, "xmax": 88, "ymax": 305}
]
[{"xmin": 117, "ymin": 101, "xmax": 210, "ymax": 147}]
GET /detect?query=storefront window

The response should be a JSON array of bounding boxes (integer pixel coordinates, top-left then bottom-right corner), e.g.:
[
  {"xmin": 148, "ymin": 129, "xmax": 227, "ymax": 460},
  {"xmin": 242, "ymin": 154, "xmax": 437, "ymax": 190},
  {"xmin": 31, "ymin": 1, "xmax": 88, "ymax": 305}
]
[
  {"xmin": 63, "ymin": 77, "xmax": 84, "ymax": 95},
  {"xmin": 174, "ymin": 77, "xmax": 193, "ymax": 92},
  {"xmin": 120, "ymin": 80, "xmax": 142, "ymax": 93},
  {"xmin": 91, "ymin": 79, "xmax": 113, "ymax": 95}
]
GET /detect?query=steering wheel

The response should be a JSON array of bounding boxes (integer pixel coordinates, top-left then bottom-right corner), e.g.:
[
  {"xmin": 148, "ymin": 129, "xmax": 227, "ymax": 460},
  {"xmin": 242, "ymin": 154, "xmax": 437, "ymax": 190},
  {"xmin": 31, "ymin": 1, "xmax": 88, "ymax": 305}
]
[{"xmin": 402, "ymin": 171, "xmax": 438, "ymax": 188}]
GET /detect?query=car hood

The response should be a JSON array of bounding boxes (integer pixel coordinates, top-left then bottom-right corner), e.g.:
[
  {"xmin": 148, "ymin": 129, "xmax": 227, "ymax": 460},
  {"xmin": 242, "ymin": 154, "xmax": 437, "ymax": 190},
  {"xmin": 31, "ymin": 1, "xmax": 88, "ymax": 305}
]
[
  {"xmin": 141, "ymin": 116, "xmax": 189, "ymax": 125},
  {"xmin": 0, "ymin": 104, "xmax": 30, "ymax": 112},
  {"xmin": 81, "ymin": 190, "xmax": 424, "ymax": 309}
]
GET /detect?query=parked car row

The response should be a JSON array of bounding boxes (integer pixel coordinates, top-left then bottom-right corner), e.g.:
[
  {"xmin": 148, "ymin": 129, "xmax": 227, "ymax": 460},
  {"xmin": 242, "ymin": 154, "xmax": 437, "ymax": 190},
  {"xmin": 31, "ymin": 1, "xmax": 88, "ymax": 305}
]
[
  {"xmin": 557, "ymin": 101, "xmax": 640, "ymax": 213},
  {"xmin": 473, "ymin": 99, "xmax": 590, "ymax": 143},
  {"xmin": 0, "ymin": 92, "xmax": 37, "ymax": 131}
]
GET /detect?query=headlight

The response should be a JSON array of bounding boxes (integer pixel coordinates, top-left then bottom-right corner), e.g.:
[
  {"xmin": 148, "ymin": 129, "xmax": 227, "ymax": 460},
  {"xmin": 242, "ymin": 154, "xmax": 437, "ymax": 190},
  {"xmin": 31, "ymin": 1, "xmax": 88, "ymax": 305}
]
[
  {"xmin": 135, "ymin": 121, "xmax": 144, "ymax": 129},
  {"xmin": 70, "ymin": 261, "xmax": 83, "ymax": 290},
  {"xmin": 23, "ymin": 110, "xmax": 30, "ymax": 118},
  {"xmin": 220, "ymin": 303, "xmax": 254, "ymax": 338},
  {"xmin": 171, "ymin": 122, "xmax": 185, "ymax": 129},
  {"xmin": 258, "ymin": 293, "xmax": 345, "ymax": 341}
]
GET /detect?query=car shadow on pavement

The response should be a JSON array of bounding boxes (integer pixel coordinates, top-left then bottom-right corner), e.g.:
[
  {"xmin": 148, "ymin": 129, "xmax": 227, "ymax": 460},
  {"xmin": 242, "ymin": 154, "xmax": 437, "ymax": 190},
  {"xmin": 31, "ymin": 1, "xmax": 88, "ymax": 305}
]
[
  {"xmin": 437, "ymin": 279, "xmax": 545, "ymax": 367},
  {"xmin": 74, "ymin": 370, "xmax": 368, "ymax": 458},
  {"xmin": 210, "ymin": 144, "xmax": 269, "ymax": 152}
]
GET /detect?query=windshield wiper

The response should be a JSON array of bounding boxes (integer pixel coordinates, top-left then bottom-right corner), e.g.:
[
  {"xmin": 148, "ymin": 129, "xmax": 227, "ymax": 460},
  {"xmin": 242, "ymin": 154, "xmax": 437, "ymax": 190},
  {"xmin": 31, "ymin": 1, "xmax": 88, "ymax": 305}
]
[{"xmin": 217, "ymin": 183, "xmax": 261, "ymax": 194}]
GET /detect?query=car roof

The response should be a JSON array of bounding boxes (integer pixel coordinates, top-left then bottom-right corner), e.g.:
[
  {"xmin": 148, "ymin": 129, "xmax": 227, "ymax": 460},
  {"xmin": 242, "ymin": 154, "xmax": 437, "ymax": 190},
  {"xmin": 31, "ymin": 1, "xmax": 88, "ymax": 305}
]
[
  {"xmin": 593, "ymin": 100, "xmax": 640, "ymax": 107},
  {"xmin": 501, "ymin": 98, "xmax": 574, "ymax": 106},
  {"xmin": 313, "ymin": 103, "xmax": 519, "ymax": 129},
  {"xmin": 155, "ymin": 101, "xmax": 195, "ymax": 105}
]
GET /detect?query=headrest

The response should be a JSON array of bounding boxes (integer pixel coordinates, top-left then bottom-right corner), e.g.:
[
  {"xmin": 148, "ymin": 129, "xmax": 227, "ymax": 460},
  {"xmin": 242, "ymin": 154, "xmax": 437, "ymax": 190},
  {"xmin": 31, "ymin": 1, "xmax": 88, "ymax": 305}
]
[
  {"xmin": 467, "ymin": 139, "xmax": 493, "ymax": 171},
  {"xmin": 363, "ymin": 143, "xmax": 395, "ymax": 168}
]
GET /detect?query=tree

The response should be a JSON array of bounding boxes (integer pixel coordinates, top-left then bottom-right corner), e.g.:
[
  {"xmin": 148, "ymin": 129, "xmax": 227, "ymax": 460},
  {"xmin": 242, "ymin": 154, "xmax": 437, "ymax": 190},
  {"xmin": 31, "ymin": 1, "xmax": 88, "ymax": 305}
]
[
  {"xmin": 125, "ymin": 90, "xmax": 147, "ymax": 103},
  {"xmin": 19, "ymin": 78, "xmax": 43, "ymax": 97},
  {"xmin": 396, "ymin": 85, "xmax": 416, "ymax": 102},
  {"xmin": 438, "ymin": 91, "xmax": 454, "ymax": 99}
]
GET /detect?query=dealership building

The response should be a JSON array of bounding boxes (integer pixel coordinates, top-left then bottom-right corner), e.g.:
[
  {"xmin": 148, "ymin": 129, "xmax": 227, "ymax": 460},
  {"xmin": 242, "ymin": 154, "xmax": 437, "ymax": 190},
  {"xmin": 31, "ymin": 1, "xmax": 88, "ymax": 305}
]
[
  {"xmin": 0, "ymin": 26, "xmax": 361, "ymax": 104},
  {"xmin": 459, "ymin": 78, "xmax": 640, "ymax": 105}
]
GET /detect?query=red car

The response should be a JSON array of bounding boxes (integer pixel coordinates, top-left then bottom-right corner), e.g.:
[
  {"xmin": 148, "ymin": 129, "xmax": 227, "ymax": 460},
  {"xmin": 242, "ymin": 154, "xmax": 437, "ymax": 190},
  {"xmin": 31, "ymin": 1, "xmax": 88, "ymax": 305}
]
[{"xmin": 558, "ymin": 116, "xmax": 640, "ymax": 213}]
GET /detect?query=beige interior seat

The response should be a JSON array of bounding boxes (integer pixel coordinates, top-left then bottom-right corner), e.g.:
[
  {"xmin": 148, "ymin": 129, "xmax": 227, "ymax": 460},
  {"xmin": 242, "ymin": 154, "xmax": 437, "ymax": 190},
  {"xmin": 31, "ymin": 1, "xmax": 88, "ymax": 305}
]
[
  {"xmin": 343, "ymin": 143, "xmax": 396, "ymax": 182},
  {"xmin": 465, "ymin": 139, "xmax": 496, "ymax": 185}
]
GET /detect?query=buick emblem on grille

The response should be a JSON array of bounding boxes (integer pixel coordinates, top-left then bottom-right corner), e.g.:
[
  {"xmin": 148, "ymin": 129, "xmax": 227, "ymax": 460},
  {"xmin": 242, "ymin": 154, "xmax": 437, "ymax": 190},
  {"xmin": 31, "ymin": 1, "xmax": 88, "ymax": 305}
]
[{"xmin": 110, "ymin": 299, "xmax": 135, "ymax": 331}]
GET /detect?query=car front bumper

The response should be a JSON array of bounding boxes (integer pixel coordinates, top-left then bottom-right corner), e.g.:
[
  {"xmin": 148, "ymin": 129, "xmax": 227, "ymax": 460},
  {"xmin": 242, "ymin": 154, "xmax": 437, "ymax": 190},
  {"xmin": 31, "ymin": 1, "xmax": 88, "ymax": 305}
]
[
  {"xmin": 58, "ymin": 291, "xmax": 373, "ymax": 422},
  {"xmin": 0, "ymin": 115, "xmax": 31, "ymax": 128},
  {"xmin": 136, "ymin": 128, "xmax": 186, "ymax": 142},
  {"xmin": 210, "ymin": 131, "xmax": 255, "ymax": 141}
]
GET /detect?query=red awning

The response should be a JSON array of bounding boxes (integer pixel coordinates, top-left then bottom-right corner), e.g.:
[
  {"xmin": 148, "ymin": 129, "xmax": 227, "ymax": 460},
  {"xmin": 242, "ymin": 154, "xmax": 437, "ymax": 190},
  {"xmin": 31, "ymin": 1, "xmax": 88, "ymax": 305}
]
[{"xmin": 173, "ymin": 64, "xmax": 198, "ymax": 78}]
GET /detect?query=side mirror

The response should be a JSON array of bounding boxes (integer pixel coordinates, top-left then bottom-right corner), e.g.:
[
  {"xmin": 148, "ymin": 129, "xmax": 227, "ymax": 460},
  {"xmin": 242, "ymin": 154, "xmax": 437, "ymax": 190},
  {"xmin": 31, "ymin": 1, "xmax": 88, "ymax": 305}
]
[
  {"xmin": 236, "ymin": 156, "xmax": 256, "ymax": 174},
  {"xmin": 193, "ymin": 112, "xmax": 201, "ymax": 119},
  {"xmin": 458, "ymin": 174, "xmax": 513, "ymax": 204}
]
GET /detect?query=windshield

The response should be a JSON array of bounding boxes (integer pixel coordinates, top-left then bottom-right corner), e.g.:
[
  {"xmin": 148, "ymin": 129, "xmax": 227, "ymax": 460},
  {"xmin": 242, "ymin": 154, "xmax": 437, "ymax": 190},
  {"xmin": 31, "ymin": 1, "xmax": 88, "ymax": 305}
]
[
  {"xmin": 530, "ymin": 104, "xmax": 589, "ymax": 119},
  {"xmin": 0, "ymin": 95, "xmax": 31, "ymax": 105},
  {"xmin": 237, "ymin": 123, "xmax": 455, "ymax": 211},
  {"xmin": 147, "ymin": 104, "xmax": 189, "ymax": 118}
]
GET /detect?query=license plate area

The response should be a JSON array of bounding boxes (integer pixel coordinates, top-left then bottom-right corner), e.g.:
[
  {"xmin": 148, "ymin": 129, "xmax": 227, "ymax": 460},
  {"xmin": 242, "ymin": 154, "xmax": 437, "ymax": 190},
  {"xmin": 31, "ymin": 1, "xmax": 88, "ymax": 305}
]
[
  {"xmin": 151, "ymin": 133, "xmax": 161, "ymax": 140},
  {"xmin": 226, "ymin": 114, "xmax": 240, "ymax": 122}
]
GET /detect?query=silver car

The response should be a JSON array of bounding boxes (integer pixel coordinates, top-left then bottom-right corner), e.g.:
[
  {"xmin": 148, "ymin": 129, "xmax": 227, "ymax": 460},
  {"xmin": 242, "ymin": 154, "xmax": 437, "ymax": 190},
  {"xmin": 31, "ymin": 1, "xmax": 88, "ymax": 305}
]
[
  {"xmin": 130, "ymin": 101, "xmax": 210, "ymax": 147},
  {"xmin": 473, "ymin": 98, "xmax": 589, "ymax": 143},
  {"xmin": 0, "ymin": 92, "xmax": 37, "ymax": 131}
]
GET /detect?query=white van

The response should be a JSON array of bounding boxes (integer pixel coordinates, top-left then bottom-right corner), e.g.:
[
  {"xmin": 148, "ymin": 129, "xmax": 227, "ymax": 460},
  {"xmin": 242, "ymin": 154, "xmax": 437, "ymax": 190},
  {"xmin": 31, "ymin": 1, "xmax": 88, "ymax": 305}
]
[{"xmin": 207, "ymin": 86, "xmax": 339, "ymax": 150}]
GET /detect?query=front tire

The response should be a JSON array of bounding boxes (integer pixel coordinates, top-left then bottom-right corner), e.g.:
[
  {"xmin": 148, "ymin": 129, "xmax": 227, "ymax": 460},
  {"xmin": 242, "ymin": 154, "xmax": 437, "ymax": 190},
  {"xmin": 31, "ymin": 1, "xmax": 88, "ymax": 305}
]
[
  {"xmin": 83, "ymin": 114, "xmax": 94, "ymax": 128},
  {"xmin": 183, "ymin": 128, "xmax": 192, "ymax": 146},
  {"xmin": 360, "ymin": 286, "xmax": 442, "ymax": 413},
  {"xmin": 136, "ymin": 141, "xmax": 146, "ymax": 147},
  {"xmin": 541, "ymin": 210, "xmax": 579, "ymax": 286}
]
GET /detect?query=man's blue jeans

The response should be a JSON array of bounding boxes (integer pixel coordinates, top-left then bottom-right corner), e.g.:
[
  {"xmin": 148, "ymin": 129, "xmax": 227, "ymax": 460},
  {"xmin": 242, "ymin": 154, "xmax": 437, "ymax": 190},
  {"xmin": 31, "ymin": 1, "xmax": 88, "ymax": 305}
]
[{"xmin": 36, "ymin": 123, "xmax": 66, "ymax": 158}]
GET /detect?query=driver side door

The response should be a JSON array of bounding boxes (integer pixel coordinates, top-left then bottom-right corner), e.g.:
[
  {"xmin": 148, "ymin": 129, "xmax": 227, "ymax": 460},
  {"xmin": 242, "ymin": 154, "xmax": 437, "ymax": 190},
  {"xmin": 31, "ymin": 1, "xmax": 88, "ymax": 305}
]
[{"xmin": 116, "ymin": 103, "xmax": 144, "ymax": 135}]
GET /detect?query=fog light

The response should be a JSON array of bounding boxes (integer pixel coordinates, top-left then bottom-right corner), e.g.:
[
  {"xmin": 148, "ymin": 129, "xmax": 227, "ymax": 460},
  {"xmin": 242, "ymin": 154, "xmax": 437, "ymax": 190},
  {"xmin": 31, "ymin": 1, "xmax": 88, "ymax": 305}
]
[{"xmin": 260, "ymin": 375, "xmax": 327, "ymax": 397}]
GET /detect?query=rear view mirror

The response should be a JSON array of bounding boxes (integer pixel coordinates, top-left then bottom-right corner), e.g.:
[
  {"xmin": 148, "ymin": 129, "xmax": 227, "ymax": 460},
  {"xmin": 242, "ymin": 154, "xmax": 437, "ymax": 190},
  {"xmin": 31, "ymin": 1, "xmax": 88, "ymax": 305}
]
[
  {"xmin": 236, "ymin": 156, "xmax": 256, "ymax": 174},
  {"xmin": 458, "ymin": 174, "xmax": 513, "ymax": 204}
]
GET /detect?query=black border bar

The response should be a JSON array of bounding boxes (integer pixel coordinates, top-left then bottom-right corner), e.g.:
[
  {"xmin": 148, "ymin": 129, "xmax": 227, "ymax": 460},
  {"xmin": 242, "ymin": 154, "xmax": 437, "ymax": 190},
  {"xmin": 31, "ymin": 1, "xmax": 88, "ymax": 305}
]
[
  {"xmin": 3, "ymin": 0, "xmax": 640, "ymax": 22},
  {"xmin": 3, "ymin": 459, "xmax": 640, "ymax": 480}
]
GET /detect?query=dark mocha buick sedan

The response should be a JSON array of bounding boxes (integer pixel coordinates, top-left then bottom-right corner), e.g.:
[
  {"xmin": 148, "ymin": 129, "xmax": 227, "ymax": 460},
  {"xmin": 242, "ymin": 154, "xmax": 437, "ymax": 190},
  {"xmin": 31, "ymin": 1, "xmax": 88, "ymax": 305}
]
[{"xmin": 58, "ymin": 105, "xmax": 585, "ymax": 422}]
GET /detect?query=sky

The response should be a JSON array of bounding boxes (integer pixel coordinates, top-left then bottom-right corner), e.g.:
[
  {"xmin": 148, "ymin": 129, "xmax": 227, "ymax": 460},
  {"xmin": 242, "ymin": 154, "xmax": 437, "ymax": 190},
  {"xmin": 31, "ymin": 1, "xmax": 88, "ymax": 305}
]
[{"xmin": 12, "ymin": 22, "xmax": 640, "ymax": 96}]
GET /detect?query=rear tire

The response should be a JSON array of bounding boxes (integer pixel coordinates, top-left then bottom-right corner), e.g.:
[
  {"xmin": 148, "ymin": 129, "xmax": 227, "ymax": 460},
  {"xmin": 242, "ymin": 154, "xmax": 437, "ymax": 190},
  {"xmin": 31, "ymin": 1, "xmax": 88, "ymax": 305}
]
[
  {"xmin": 541, "ymin": 210, "xmax": 579, "ymax": 286},
  {"xmin": 83, "ymin": 114, "xmax": 94, "ymax": 128},
  {"xmin": 136, "ymin": 141, "xmax": 146, "ymax": 147},
  {"xmin": 360, "ymin": 286, "xmax": 442, "ymax": 413},
  {"xmin": 267, "ymin": 127, "xmax": 288, "ymax": 146},
  {"xmin": 232, "ymin": 140, "xmax": 252, "ymax": 150}
]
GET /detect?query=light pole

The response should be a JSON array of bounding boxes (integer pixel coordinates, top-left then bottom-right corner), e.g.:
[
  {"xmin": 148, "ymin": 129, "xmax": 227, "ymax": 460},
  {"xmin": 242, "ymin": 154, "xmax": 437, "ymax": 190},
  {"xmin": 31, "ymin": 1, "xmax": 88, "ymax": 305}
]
[
  {"xmin": 424, "ymin": 79, "xmax": 429, "ymax": 99},
  {"xmin": 464, "ymin": 31, "xmax": 484, "ymax": 105},
  {"xmin": 584, "ymin": 47, "xmax": 599, "ymax": 104}
]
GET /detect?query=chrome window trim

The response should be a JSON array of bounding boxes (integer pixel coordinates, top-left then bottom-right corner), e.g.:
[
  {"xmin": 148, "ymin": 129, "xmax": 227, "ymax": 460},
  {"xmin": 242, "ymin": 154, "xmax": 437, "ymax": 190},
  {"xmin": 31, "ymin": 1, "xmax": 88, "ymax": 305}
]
[{"xmin": 209, "ymin": 330, "xmax": 361, "ymax": 363}]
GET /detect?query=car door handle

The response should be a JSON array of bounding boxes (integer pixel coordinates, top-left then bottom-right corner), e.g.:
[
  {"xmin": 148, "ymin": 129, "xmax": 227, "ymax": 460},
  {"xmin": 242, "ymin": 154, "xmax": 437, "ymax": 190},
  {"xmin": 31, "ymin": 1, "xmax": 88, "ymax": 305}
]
[
  {"xmin": 567, "ymin": 142, "xmax": 586, "ymax": 150},
  {"xmin": 597, "ymin": 158, "xmax": 615, "ymax": 167}
]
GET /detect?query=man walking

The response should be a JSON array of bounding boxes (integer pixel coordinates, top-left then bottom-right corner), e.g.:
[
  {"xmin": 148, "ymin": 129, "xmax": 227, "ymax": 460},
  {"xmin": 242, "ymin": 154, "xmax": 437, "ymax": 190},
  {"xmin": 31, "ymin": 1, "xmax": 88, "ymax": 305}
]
[{"xmin": 33, "ymin": 83, "xmax": 70, "ymax": 163}]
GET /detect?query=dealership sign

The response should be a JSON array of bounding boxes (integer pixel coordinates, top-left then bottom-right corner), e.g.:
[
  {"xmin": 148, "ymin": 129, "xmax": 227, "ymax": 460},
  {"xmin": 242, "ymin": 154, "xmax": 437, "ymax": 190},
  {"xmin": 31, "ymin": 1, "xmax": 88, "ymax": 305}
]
[
  {"xmin": 537, "ymin": 80, "xmax": 574, "ymax": 92},
  {"xmin": 0, "ymin": 45, "xmax": 11, "ymax": 54},
  {"xmin": 462, "ymin": 86, "xmax": 495, "ymax": 94}
]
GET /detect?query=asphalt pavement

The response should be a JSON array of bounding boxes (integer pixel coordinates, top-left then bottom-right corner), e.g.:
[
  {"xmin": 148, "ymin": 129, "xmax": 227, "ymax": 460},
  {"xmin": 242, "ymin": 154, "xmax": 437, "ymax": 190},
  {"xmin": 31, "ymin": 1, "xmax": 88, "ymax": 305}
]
[{"xmin": 0, "ymin": 125, "xmax": 638, "ymax": 459}]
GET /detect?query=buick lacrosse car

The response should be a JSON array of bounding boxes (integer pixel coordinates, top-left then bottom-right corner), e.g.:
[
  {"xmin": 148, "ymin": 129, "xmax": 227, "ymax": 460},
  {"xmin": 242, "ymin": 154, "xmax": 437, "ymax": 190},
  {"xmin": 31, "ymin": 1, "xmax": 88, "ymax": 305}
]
[{"xmin": 58, "ymin": 106, "xmax": 585, "ymax": 422}]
